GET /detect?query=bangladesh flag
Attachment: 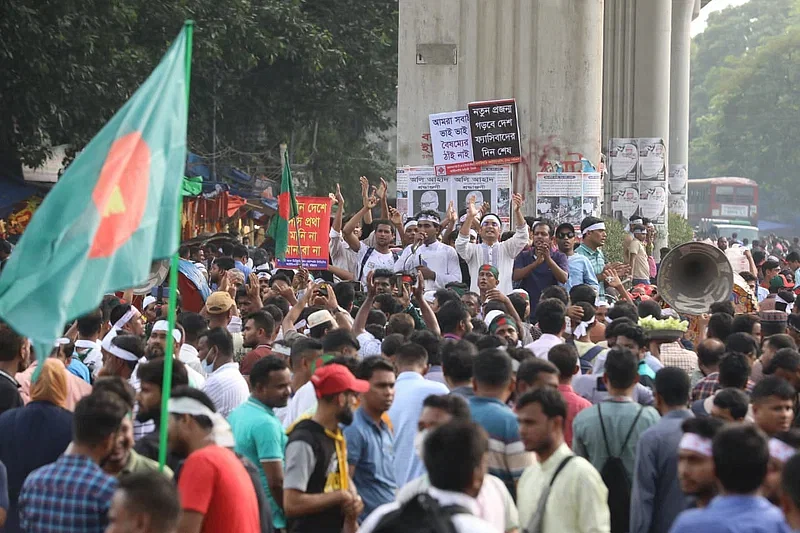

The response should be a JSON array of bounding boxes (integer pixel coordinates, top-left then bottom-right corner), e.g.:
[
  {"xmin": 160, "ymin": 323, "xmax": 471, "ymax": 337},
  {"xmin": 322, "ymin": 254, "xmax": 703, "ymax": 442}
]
[
  {"xmin": 267, "ymin": 150, "xmax": 298, "ymax": 259},
  {"xmin": 0, "ymin": 24, "xmax": 191, "ymax": 362}
]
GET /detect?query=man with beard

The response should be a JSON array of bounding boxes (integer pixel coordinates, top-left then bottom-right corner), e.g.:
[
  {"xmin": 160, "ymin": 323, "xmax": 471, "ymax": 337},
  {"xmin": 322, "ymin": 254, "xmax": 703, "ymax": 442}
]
[
  {"xmin": 0, "ymin": 323, "xmax": 28, "ymax": 414},
  {"xmin": 109, "ymin": 303, "xmax": 146, "ymax": 338},
  {"xmin": 168, "ymin": 387, "xmax": 260, "ymax": 533},
  {"xmin": 208, "ymin": 256, "xmax": 235, "ymax": 290},
  {"xmin": 513, "ymin": 221, "xmax": 568, "ymax": 316},
  {"xmin": 283, "ymin": 364, "xmax": 368, "ymax": 533},
  {"xmin": 240, "ymin": 311, "xmax": 277, "ymax": 378},
  {"xmin": 101, "ymin": 334, "xmax": 144, "ymax": 382},
  {"xmin": 145, "ymin": 320, "xmax": 205, "ymax": 388},
  {"xmin": 92, "ymin": 377, "xmax": 172, "ymax": 479},
  {"xmin": 133, "ymin": 358, "xmax": 190, "ymax": 473},
  {"xmin": 457, "ymin": 193, "xmax": 528, "ymax": 295},
  {"xmin": 19, "ymin": 392, "xmax": 127, "ymax": 532},
  {"xmin": 343, "ymin": 357, "xmax": 397, "ymax": 520},
  {"xmin": 229, "ymin": 356, "xmax": 292, "ymax": 531},
  {"xmin": 393, "ymin": 210, "xmax": 461, "ymax": 290},
  {"xmin": 516, "ymin": 388, "xmax": 609, "ymax": 533}
]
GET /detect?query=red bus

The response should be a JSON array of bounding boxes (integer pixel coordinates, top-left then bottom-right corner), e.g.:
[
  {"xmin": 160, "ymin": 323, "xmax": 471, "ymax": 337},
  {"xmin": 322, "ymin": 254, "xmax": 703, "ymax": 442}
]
[{"xmin": 687, "ymin": 177, "xmax": 758, "ymax": 226}]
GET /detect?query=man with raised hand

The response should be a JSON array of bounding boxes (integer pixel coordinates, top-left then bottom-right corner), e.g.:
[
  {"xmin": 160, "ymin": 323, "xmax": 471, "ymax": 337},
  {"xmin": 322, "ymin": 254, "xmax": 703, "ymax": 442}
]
[
  {"xmin": 456, "ymin": 193, "xmax": 527, "ymax": 295},
  {"xmin": 394, "ymin": 209, "xmax": 461, "ymax": 290}
]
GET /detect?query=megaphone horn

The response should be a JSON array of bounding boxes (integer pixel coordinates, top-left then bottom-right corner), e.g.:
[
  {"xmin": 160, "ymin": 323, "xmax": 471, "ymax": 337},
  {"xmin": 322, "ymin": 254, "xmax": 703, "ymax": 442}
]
[{"xmin": 656, "ymin": 242, "xmax": 734, "ymax": 316}]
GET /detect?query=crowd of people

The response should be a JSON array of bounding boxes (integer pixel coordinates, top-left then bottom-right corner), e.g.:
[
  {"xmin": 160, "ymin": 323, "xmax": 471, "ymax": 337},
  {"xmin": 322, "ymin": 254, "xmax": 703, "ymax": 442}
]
[{"xmin": 3, "ymin": 177, "xmax": 800, "ymax": 533}]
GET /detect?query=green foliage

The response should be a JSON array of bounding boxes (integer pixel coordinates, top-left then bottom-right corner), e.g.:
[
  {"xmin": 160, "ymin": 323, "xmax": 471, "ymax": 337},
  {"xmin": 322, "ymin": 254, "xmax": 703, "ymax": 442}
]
[
  {"xmin": 602, "ymin": 217, "xmax": 625, "ymax": 265},
  {"xmin": 667, "ymin": 213, "xmax": 694, "ymax": 249},
  {"xmin": 690, "ymin": 0, "xmax": 800, "ymax": 215},
  {"xmin": 0, "ymin": 0, "xmax": 398, "ymax": 197}
]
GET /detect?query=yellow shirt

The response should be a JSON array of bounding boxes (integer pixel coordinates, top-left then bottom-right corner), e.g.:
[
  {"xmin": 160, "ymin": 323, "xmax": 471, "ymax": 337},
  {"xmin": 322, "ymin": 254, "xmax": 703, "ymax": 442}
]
[
  {"xmin": 629, "ymin": 238, "xmax": 650, "ymax": 281},
  {"xmin": 517, "ymin": 443, "xmax": 610, "ymax": 533}
]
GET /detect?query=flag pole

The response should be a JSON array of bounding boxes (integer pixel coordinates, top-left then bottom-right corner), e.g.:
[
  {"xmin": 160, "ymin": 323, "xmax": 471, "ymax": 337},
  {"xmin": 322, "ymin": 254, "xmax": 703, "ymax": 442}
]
[
  {"xmin": 158, "ymin": 20, "xmax": 194, "ymax": 472},
  {"xmin": 280, "ymin": 146, "xmax": 303, "ymax": 269}
]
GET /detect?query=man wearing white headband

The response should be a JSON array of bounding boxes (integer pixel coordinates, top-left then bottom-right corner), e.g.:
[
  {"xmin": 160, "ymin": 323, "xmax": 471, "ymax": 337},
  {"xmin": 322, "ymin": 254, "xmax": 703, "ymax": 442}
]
[
  {"xmin": 456, "ymin": 193, "xmax": 527, "ymax": 294},
  {"xmin": 677, "ymin": 417, "xmax": 724, "ymax": 509},
  {"xmin": 168, "ymin": 387, "xmax": 261, "ymax": 533},
  {"xmin": 576, "ymin": 216, "xmax": 608, "ymax": 299},
  {"xmin": 109, "ymin": 303, "xmax": 145, "ymax": 338},
  {"xmin": 394, "ymin": 210, "xmax": 461, "ymax": 290},
  {"xmin": 628, "ymin": 224, "xmax": 651, "ymax": 286},
  {"xmin": 670, "ymin": 424, "xmax": 787, "ymax": 533},
  {"xmin": 101, "ymin": 335, "xmax": 144, "ymax": 381},
  {"xmin": 763, "ymin": 431, "xmax": 800, "ymax": 505},
  {"xmin": 143, "ymin": 320, "xmax": 205, "ymax": 390},
  {"xmin": 402, "ymin": 218, "xmax": 419, "ymax": 247}
]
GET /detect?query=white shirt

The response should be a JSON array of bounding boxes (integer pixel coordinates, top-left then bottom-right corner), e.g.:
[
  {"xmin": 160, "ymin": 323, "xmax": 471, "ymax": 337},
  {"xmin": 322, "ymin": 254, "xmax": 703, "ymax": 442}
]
[
  {"xmin": 393, "ymin": 240, "xmax": 462, "ymax": 290},
  {"xmin": 456, "ymin": 223, "xmax": 528, "ymax": 294},
  {"xmin": 329, "ymin": 229, "xmax": 377, "ymax": 282},
  {"xmin": 282, "ymin": 380, "xmax": 317, "ymax": 429},
  {"xmin": 356, "ymin": 245, "xmax": 396, "ymax": 287},
  {"xmin": 179, "ymin": 344, "xmax": 205, "ymax": 377},
  {"xmin": 202, "ymin": 361, "xmax": 249, "ymax": 418},
  {"xmin": 359, "ymin": 487, "xmax": 501, "ymax": 533},
  {"xmin": 357, "ymin": 331, "xmax": 382, "ymax": 358},
  {"xmin": 525, "ymin": 333, "xmax": 564, "ymax": 360},
  {"xmin": 74, "ymin": 339, "xmax": 103, "ymax": 378}
]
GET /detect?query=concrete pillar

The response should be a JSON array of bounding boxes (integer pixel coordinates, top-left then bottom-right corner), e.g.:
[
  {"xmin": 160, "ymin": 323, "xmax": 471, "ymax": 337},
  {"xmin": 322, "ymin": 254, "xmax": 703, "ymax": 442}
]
[
  {"xmin": 632, "ymin": 0, "xmax": 672, "ymax": 141},
  {"xmin": 668, "ymin": 0, "xmax": 695, "ymax": 218},
  {"xmin": 396, "ymin": 0, "xmax": 604, "ymax": 204}
]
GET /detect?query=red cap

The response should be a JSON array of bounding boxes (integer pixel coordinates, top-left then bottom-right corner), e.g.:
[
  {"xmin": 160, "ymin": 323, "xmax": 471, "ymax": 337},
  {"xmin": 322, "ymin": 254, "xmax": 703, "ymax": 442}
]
[{"xmin": 310, "ymin": 364, "xmax": 370, "ymax": 398}]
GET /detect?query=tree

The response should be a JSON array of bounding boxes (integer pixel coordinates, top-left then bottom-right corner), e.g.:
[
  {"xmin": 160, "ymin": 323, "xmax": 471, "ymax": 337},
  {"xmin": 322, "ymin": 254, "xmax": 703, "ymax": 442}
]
[{"xmin": 0, "ymin": 0, "xmax": 398, "ymax": 204}]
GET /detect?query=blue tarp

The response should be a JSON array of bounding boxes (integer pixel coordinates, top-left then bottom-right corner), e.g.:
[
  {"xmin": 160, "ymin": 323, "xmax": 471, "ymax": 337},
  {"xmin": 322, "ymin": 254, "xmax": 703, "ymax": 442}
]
[{"xmin": 0, "ymin": 175, "xmax": 41, "ymax": 219}]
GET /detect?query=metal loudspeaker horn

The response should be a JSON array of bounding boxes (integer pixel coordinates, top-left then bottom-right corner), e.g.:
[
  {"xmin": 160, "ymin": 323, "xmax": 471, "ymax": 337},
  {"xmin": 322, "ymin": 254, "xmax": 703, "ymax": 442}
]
[
  {"xmin": 657, "ymin": 242, "xmax": 733, "ymax": 315},
  {"xmin": 131, "ymin": 259, "xmax": 171, "ymax": 295}
]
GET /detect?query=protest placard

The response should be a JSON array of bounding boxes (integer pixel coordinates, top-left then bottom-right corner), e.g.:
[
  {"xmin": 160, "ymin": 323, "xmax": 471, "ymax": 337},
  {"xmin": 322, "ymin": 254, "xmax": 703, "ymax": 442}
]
[
  {"xmin": 429, "ymin": 110, "xmax": 480, "ymax": 175},
  {"xmin": 276, "ymin": 196, "xmax": 332, "ymax": 269},
  {"xmin": 468, "ymin": 99, "xmax": 521, "ymax": 165},
  {"xmin": 396, "ymin": 165, "xmax": 512, "ymax": 226}
]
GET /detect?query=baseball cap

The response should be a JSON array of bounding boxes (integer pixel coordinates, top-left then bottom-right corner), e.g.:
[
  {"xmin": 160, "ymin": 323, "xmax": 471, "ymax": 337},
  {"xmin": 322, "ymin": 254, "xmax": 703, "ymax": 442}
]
[
  {"xmin": 311, "ymin": 363, "xmax": 370, "ymax": 398},
  {"xmin": 206, "ymin": 291, "xmax": 235, "ymax": 314},
  {"xmin": 308, "ymin": 309, "xmax": 336, "ymax": 329}
]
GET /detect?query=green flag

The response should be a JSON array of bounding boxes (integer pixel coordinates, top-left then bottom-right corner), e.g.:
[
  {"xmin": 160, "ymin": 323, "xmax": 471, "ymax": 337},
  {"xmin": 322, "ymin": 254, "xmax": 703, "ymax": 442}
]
[
  {"xmin": 0, "ymin": 25, "xmax": 191, "ymax": 363},
  {"xmin": 267, "ymin": 151, "xmax": 298, "ymax": 259}
]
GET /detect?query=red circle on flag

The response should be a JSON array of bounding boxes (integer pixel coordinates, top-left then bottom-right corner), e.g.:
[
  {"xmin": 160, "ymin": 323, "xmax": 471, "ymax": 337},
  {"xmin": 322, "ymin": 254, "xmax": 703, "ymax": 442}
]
[{"xmin": 89, "ymin": 132, "xmax": 151, "ymax": 258}]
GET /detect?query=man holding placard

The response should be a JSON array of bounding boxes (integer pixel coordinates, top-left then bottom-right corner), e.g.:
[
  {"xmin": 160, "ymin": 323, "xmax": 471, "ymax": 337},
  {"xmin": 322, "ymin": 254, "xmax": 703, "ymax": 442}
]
[
  {"xmin": 394, "ymin": 210, "xmax": 461, "ymax": 290},
  {"xmin": 456, "ymin": 193, "xmax": 527, "ymax": 295}
]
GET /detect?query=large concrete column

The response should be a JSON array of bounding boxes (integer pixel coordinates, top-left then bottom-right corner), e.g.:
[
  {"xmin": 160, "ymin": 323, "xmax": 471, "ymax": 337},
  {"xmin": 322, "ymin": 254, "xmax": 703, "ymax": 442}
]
[
  {"xmin": 397, "ymin": 0, "xmax": 604, "ymax": 203},
  {"xmin": 632, "ymin": 0, "xmax": 672, "ymax": 141},
  {"xmin": 668, "ymin": 0, "xmax": 696, "ymax": 217}
]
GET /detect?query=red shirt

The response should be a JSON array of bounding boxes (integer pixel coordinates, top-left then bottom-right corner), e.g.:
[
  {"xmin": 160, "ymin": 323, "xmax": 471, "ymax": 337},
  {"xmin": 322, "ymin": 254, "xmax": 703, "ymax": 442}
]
[
  {"xmin": 240, "ymin": 345, "xmax": 272, "ymax": 375},
  {"xmin": 558, "ymin": 383, "xmax": 592, "ymax": 448},
  {"xmin": 178, "ymin": 445, "xmax": 260, "ymax": 533}
]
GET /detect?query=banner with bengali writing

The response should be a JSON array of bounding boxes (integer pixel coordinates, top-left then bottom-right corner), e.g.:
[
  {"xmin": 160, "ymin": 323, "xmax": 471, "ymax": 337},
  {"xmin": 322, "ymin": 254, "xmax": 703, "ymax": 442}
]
[{"xmin": 276, "ymin": 196, "xmax": 332, "ymax": 269}]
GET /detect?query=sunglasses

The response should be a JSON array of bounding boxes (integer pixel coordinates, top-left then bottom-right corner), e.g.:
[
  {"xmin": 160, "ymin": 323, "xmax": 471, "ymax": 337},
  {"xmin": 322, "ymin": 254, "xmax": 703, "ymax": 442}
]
[{"xmin": 557, "ymin": 232, "xmax": 575, "ymax": 239}]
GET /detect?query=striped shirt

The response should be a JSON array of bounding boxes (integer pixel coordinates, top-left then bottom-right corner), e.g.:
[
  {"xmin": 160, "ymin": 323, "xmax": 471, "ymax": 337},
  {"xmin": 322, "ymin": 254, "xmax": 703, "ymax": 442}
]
[
  {"xmin": 203, "ymin": 362, "xmax": 249, "ymax": 417},
  {"xmin": 468, "ymin": 396, "xmax": 536, "ymax": 499},
  {"xmin": 19, "ymin": 454, "xmax": 117, "ymax": 533},
  {"xmin": 576, "ymin": 244, "xmax": 606, "ymax": 298}
]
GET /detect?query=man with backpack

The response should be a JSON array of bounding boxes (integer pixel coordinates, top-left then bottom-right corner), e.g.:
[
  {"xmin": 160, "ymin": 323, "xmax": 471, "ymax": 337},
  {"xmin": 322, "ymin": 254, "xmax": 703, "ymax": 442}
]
[
  {"xmin": 572, "ymin": 347, "xmax": 660, "ymax": 533},
  {"xmin": 342, "ymin": 204, "xmax": 399, "ymax": 289},
  {"xmin": 516, "ymin": 387, "xmax": 610, "ymax": 533},
  {"xmin": 359, "ymin": 420, "xmax": 501, "ymax": 533}
]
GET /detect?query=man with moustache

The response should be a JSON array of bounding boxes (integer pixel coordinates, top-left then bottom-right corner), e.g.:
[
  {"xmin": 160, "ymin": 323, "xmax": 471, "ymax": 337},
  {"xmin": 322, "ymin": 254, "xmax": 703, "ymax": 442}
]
[{"xmin": 512, "ymin": 221, "xmax": 568, "ymax": 315}]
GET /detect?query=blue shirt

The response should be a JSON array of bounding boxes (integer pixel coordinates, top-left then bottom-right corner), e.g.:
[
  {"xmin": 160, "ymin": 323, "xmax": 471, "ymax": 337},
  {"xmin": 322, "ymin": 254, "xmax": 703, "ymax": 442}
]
[
  {"xmin": 514, "ymin": 248, "xmax": 569, "ymax": 315},
  {"xmin": 468, "ymin": 396, "xmax": 532, "ymax": 498},
  {"xmin": 669, "ymin": 494, "xmax": 789, "ymax": 533},
  {"xmin": 19, "ymin": 454, "xmax": 117, "ymax": 533},
  {"xmin": 387, "ymin": 372, "xmax": 449, "ymax": 486},
  {"xmin": 67, "ymin": 358, "xmax": 91, "ymax": 383},
  {"xmin": 0, "ymin": 400, "xmax": 73, "ymax": 531},
  {"xmin": 630, "ymin": 410, "xmax": 694, "ymax": 533},
  {"xmin": 228, "ymin": 396, "xmax": 288, "ymax": 529},
  {"xmin": 235, "ymin": 260, "xmax": 253, "ymax": 278},
  {"xmin": 576, "ymin": 244, "xmax": 606, "ymax": 297},
  {"xmin": 344, "ymin": 407, "xmax": 396, "ymax": 519},
  {"xmin": 565, "ymin": 253, "xmax": 600, "ymax": 292}
]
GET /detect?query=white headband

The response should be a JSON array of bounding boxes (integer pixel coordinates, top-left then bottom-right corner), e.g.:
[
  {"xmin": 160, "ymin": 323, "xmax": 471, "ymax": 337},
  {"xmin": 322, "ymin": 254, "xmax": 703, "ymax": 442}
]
[
  {"xmin": 54, "ymin": 337, "xmax": 70, "ymax": 347},
  {"xmin": 481, "ymin": 214, "xmax": 501, "ymax": 227},
  {"xmin": 168, "ymin": 397, "xmax": 234, "ymax": 447},
  {"xmin": 630, "ymin": 218, "xmax": 643, "ymax": 225},
  {"xmin": 469, "ymin": 229, "xmax": 478, "ymax": 239},
  {"xmin": 107, "ymin": 340, "xmax": 139, "ymax": 362},
  {"xmin": 143, "ymin": 296, "xmax": 157, "ymax": 309},
  {"xmin": 679, "ymin": 433, "xmax": 713, "ymax": 457},
  {"xmin": 101, "ymin": 328, "xmax": 118, "ymax": 352},
  {"xmin": 769, "ymin": 438, "xmax": 796, "ymax": 463},
  {"xmin": 271, "ymin": 344, "xmax": 291, "ymax": 357},
  {"xmin": 484, "ymin": 309, "xmax": 504, "ymax": 327},
  {"xmin": 152, "ymin": 320, "xmax": 182, "ymax": 343},
  {"xmin": 404, "ymin": 219, "xmax": 418, "ymax": 230},
  {"xmin": 256, "ymin": 272, "xmax": 271, "ymax": 280},
  {"xmin": 582, "ymin": 222, "xmax": 606, "ymax": 236},
  {"xmin": 417, "ymin": 214, "xmax": 440, "ymax": 225},
  {"xmin": 113, "ymin": 307, "xmax": 140, "ymax": 330},
  {"xmin": 573, "ymin": 317, "xmax": 596, "ymax": 339}
]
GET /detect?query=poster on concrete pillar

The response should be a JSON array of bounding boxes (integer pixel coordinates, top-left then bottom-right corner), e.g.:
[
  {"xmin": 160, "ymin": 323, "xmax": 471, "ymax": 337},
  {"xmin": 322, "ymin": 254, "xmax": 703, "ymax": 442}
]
[
  {"xmin": 607, "ymin": 137, "xmax": 668, "ymax": 225},
  {"xmin": 668, "ymin": 164, "xmax": 688, "ymax": 217},
  {"xmin": 535, "ymin": 172, "xmax": 603, "ymax": 228},
  {"xmin": 396, "ymin": 165, "xmax": 512, "ymax": 226},
  {"xmin": 608, "ymin": 138, "xmax": 639, "ymax": 182},
  {"xmin": 637, "ymin": 138, "xmax": 667, "ymax": 181}
]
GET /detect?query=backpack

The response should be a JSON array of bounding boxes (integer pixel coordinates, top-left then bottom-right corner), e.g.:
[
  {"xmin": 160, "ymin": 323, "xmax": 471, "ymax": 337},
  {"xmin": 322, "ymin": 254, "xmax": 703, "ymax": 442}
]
[
  {"xmin": 358, "ymin": 247, "xmax": 399, "ymax": 283},
  {"xmin": 597, "ymin": 403, "xmax": 644, "ymax": 533},
  {"xmin": 373, "ymin": 492, "xmax": 470, "ymax": 533},
  {"xmin": 567, "ymin": 338, "xmax": 604, "ymax": 374}
]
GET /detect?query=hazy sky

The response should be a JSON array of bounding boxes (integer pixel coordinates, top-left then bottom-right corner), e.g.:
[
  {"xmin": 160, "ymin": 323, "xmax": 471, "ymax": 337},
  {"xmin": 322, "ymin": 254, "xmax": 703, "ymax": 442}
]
[{"xmin": 691, "ymin": 0, "xmax": 751, "ymax": 36}]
